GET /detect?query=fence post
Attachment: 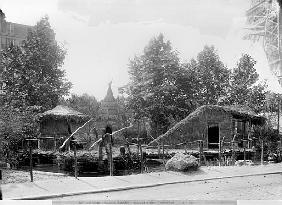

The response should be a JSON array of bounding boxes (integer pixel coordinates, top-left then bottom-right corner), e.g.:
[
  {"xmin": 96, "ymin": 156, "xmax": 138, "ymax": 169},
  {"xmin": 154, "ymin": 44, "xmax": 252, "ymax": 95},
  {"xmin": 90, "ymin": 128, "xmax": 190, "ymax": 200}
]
[
  {"xmin": 109, "ymin": 135, "xmax": 114, "ymax": 176},
  {"xmin": 73, "ymin": 141, "xmax": 78, "ymax": 179},
  {"xmin": 218, "ymin": 137, "xmax": 221, "ymax": 167},
  {"xmin": 198, "ymin": 140, "xmax": 203, "ymax": 166},
  {"xmin": 243, "ymin": 139, "xmax": 247, "ymax": 165},
  {"xmin": 98, "ymin": 141, "xmax": 103, "ymax": 171},
  {"xmin": 162, "ymin": 141, "xmax": 165, "ymax": 170},
  {"xmin": 140, "ymin": 140, "xmax": 143, "ymax": 173},
  {"xmin": 26, "ymin": 140, "xmax": 34, "ymax": 182},
  {"xmin": 261, "ymin": 140, "xmax": 264, "ymax": 165},
  {"xmin": 158, "ymin": 144, "xmax": 161, "ymax": 159}
]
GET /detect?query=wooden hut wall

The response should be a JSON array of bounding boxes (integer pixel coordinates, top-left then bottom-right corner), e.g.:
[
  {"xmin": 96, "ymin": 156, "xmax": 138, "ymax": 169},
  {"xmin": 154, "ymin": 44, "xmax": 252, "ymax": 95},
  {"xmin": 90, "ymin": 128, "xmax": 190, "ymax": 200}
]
[
  {"xmin": 39, "ymin": 118, "xmax": 85, "ymax": 150},
  {"xmin": 162, "ymin": 108, "xmax": 234, "ymax": 148},
  {"xmin": 40, "ymin": 118, "xmax": 70, "ymax": 136}
]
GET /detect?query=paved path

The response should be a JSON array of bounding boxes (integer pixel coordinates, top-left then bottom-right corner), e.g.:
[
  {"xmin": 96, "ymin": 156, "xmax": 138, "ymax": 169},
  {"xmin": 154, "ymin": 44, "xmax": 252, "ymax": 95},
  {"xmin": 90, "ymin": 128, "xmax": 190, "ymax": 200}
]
[
  {"xmin": 54, "ymin": 173, "xmax": 282, "ymax": 200},
  {"xmin": 2, "ymin": 163, "xmax": 282, "ymax": 200}
]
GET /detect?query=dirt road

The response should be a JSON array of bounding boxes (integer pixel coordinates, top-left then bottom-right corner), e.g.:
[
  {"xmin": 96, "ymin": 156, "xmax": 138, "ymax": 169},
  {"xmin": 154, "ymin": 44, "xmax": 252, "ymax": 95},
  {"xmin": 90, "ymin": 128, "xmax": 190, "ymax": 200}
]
[{"xmin": 54, "ymin": 173, "xmax": 282, "ymax": 200}]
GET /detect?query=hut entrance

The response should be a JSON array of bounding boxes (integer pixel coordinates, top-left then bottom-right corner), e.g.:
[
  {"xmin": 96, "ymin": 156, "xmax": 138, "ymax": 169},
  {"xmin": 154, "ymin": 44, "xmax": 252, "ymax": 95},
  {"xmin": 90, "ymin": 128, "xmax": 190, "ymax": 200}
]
[{"xmin": 208, "ymin": 126, "xmax": 219, "ymax": 149}]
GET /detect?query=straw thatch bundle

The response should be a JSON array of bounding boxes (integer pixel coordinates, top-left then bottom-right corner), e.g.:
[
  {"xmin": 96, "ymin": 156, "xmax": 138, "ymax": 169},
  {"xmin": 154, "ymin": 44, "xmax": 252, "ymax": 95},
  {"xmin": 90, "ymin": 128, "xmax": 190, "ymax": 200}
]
[
  {"xmin": 150, "ymin": 105, "xmax": 265, "ymax": 146},
  {"xmin": 38, "ymin": 105, "xmax": 90, "ymax": 123}
]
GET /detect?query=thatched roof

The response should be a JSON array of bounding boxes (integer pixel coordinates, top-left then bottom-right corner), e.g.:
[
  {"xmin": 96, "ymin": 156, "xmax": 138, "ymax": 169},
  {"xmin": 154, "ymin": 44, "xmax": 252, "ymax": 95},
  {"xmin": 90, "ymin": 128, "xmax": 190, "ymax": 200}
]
[
  {"xmin": 39, "ymin": 105, "xmax": 90, "ymax": 122},
  {"xmin": 150, "ymin": 105, "xmax": 266, "ymax": 145}
]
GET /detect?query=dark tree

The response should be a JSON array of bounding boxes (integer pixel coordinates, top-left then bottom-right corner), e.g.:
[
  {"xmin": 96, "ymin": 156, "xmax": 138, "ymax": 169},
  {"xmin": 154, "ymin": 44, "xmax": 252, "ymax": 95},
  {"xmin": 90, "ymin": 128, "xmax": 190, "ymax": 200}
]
[
  {"xmin": 1, "ymin": 16, "xmax": 71, "ymax": 110},
  {"xmin": 126, "ymin": 34, "xmax": 193, "ymax": 135}
]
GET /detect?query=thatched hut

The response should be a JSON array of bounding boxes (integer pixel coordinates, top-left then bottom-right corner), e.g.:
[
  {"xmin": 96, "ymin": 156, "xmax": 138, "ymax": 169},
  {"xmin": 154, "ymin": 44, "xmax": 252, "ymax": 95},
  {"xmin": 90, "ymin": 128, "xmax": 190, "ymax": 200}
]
[
  {"xmin": 38, "ymin": 105, "xmax": 90, "ymax": 150},
  {"xmin": 151, "ymin": 105, "xmax": 266, "ymax": 149}
]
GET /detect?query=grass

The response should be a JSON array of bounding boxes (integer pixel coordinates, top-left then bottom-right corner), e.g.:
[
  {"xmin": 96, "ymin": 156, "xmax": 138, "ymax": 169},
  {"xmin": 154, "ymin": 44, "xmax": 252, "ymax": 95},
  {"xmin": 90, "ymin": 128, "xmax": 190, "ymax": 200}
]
[{"xmin": 1, "ymin": 169, "xmax": 70, "ymax": 184}]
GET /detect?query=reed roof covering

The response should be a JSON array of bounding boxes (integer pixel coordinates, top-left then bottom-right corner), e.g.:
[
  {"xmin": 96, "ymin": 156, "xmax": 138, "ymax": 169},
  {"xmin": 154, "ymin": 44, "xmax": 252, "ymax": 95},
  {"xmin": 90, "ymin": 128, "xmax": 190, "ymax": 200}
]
[
  {"xmin": 39, "ymin": 105, "xmax": 90, "ymax": 122},
  {"xmin": 150, "ymin": 105, "xmax": 266, "ymax": 145}
]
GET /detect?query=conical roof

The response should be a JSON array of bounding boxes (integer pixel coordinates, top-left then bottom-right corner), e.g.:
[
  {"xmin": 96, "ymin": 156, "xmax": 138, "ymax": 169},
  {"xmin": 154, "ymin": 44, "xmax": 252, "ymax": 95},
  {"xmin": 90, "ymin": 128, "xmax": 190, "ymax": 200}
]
[
  {"xmin": 39, "ymin": 105, "xmax": 89, "ymax": 122},
  {"xmin": 104, "ymin": 81, "xmax": 115, "ymax": 102}
]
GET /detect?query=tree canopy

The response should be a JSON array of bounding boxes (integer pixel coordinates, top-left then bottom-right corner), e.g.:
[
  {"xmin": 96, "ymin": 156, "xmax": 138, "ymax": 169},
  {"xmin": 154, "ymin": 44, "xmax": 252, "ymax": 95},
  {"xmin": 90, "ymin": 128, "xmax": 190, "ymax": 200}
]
[
  {"xmin": 1, "ymin": 16, "xmax": 71, "ymax": 110},
  {"xmin": 126, "ymin": 34, "xmax": 194, "ymax": 134},
  {"xmin": 222, "ymin": 54, "xmax": 267, "ymax": 113},
  {"xmin": 125, "ymin": 34, "xmax": 268, "ymax": 135},
  {"xmin": 66, "ymin": 93, "xmax": 100, "ymax": 118}
]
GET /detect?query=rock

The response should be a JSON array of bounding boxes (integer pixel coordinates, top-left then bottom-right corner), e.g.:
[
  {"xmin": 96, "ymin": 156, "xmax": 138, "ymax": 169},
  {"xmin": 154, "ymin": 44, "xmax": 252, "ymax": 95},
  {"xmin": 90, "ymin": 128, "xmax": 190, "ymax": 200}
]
[
  {"xmin": 165, "ymin": 153, "xmax": 199, "ymax": 171},
  {"xmin": 235, "ymin": 160, "xmax": 254, "ymax": 166}
]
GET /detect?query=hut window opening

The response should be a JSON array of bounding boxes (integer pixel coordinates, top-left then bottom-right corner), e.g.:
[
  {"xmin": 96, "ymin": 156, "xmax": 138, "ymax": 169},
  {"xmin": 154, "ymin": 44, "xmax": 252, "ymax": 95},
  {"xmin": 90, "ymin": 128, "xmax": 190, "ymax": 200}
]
[{"xmin": 208, "ymin": 125, "xmax": 219, "ymax": 149}]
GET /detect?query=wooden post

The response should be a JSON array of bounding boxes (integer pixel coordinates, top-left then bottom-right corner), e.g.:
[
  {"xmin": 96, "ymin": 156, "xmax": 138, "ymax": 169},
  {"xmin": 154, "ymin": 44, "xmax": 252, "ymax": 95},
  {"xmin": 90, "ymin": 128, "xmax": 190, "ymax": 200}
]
[
  {"xmin": 54, "ymin": 137, "xmax": 57, "ymax": 151},
  {"xmin": 156, "ymin": 123, "xmax": 161, "ymax": 159},
  {"xmin": 98, "ymin": 141, "xmax": 103, "ymax": 170},
  {"xmin": 218, "ymin": 135, "xmax": 221, "ymax": 167},
  {"xmin": 162, "ymin": 141, "xmax": 165, "ymax": 170},
  {"xmin": 158, "ymin": 144, "xmax": 161, "ymax": 159},
  {"xmin": 137, "ymin": 121, "xmax": 140, "ymax": 157},
  {"xmin": 198, "ymin": 140, "xmax": 203, "ymax": 166},
  {"xmin": 28, "ymin": 141, "xmax": 33, "ymax": 182},
  {"xmin": 184, "ymin": 142, "xmax": 187, "ymax": 154},
  {"xmin": 126, "ymin": 141, "xmax": 131, "ymax": 156},
  {"xmin": 38, "ymin": 139, "xmax": 41, "ymax": 150},
  {"xmin": 261, "ymin": 140, "xmax": 264, "ymax": 165},
  {"xmin": 109, "ymin": 135, "xmax": 114, "ymax": 176},
  {"xmin": 140, "ymin": 142, "xmax": 143, "ymax": 173},
  {"xmin": 231, "ymin": 140, "xmax": 235, "ymax": 165},
  {"xmin": 244, "ymin": 147, "xmax": 246, "ymax": 165},
  {"xmin": 73, "ymin": 141, "xmax": 78, "ymax": 179}
]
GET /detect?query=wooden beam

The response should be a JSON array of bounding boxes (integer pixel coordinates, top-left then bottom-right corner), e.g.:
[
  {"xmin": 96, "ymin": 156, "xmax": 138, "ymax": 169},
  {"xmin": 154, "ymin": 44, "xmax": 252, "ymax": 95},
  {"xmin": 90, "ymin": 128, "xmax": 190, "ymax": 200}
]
[{"xmin": 60, "ymin": 118, "xmax": 93, "ymax": 150}]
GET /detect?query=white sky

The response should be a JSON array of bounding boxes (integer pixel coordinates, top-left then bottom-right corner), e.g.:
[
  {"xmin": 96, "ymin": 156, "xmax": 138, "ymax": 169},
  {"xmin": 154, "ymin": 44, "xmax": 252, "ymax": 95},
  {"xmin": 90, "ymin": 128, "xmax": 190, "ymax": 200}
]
[{"xmin": 1, "ymin": 0, "xmax": 282, "ymax": 100}]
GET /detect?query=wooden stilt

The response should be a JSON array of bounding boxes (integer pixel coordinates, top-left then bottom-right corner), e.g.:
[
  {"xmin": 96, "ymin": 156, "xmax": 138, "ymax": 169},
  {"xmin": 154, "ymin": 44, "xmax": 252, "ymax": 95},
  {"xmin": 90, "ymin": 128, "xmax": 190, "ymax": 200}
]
[
  {"xmin": 98, "ymin": 142, "xmax": 103, "ymax": 170},
  {"xmin": 261, "ymin": 140, "xmax": 264, "ymax": 165},
  {"xmin": 198, "ymin": 140, "xmax": 203, "ymax": 166},
  {"xmin": 29, "ymin": 142, "xmax": 33, "ymax": 182},
  {"xmin": 140, "ymin": 142, "xmax": 143, "ymax": 173},
  {"xmin": 73, "ymin": 142, "xmax": 78, "ymax": 179},
  {"xmin": 218, "ymin": 137, "xmax": 221, "ymax": 167},
  {"xmin": 110, "ymin": 145, "xmax": 114, "ymax": 176},
  {"xmin": 162, "ymin": 141, "xmax": 165, "ymax": 170}
]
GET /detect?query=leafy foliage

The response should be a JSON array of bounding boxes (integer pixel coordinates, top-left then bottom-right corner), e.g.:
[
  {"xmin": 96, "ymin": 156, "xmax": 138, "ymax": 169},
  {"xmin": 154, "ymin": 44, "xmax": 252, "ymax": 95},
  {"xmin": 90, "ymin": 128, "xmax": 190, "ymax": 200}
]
[
  {"xmin": 0, "ymin": 105, "xmax": 41, "ymax": 167},
  {"xmin": 66, "ymin": 93, "xmax": 100, "ymax": 118},
  {"xmin": 252, "ymin": 125, "xmax": 280, "ymax": 153},
  {"xmin": 126, "ymin": 34, "xmax": 193, "ymax": 135},
  {"xmin": 222, "ymin": 54, "xmax": 267, "ymax": 113},
  {"xmin": 1, "ymin": 16, "xmax": 71, "ymax": 110},
  {"xmin": 192, "ymin": 46, "xmax": 230, "ymax": 105},
  {"xmin": 0, "ymin": 16, "xmax": 70, "ymax": 166}
]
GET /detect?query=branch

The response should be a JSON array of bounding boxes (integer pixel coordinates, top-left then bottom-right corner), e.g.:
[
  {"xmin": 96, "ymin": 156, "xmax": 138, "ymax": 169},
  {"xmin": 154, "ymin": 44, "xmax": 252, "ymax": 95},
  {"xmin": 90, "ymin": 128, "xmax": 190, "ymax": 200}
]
[
  {"xmin": 59, "ymin": 118, "xmax": 93, "ymax": 150},
  {"xmin": 88, "ymin": 123, "xmax": 134, "ymax": 150}
]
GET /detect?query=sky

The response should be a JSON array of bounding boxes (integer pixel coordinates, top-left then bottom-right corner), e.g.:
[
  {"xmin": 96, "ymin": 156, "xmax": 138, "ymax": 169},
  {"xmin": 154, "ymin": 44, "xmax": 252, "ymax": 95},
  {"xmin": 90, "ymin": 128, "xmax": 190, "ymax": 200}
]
[{"xmin": 0, "ymin": 0, "xmax": 282, "ymax": 100}]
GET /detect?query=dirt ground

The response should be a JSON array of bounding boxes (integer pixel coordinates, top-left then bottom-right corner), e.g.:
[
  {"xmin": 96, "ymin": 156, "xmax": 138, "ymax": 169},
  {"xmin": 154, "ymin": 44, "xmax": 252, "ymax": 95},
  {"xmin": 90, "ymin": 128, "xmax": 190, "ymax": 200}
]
[{"xmin": 1, "ymin": 169, "xmax": 70, "ymax": 184}]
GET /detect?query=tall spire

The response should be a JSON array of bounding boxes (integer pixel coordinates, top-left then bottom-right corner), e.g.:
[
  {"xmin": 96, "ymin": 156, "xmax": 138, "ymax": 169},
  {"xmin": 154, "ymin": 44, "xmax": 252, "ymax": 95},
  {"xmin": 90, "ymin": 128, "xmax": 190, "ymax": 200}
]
[
  {"xmin": 104, "ymin": 81, "xmax": 115, "ymax": 102},
  {"xmin": 0, "ymin": 9, "xmax": 6, "ymax": 20}
]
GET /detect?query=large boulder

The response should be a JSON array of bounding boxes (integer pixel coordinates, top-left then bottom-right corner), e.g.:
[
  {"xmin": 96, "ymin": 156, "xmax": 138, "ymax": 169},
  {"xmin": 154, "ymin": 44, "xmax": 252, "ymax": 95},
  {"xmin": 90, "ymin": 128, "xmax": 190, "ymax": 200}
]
[
  {"xmin": 235, "ymin": 160, "xmax": 254, "ymax": 166},
  {"xmin": 165, "ymin": 153, "xmax": 199, "ymax": 171}
]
